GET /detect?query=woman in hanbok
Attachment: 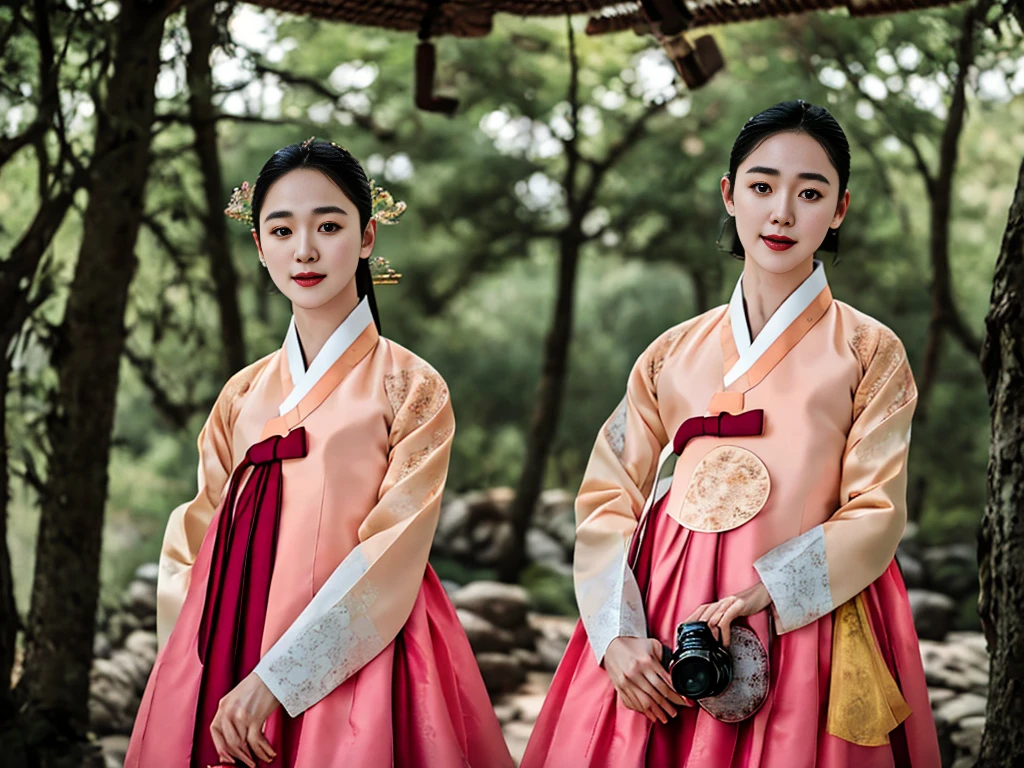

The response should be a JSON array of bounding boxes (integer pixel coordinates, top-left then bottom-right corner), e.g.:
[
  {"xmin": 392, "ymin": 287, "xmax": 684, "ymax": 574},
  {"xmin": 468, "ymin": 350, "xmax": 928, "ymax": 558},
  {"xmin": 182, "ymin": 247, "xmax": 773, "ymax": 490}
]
[
  {"xmin": 125, "ymin": 138, "xmax": 513, "ymax": 768},
  {"xmin": 522, "ymin": 100, "xmax": 941, "ymax": 767}
]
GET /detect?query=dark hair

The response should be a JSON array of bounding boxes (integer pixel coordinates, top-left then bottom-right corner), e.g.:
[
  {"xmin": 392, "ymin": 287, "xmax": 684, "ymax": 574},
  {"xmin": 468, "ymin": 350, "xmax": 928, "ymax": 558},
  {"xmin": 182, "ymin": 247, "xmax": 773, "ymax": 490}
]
[
  {"xmin": 251, "ymin": 140, "xmax": 381, "ymax": 331},
  {"xmin": 723, "ymin": 100, "xmax": 850, "ymax": 259}
]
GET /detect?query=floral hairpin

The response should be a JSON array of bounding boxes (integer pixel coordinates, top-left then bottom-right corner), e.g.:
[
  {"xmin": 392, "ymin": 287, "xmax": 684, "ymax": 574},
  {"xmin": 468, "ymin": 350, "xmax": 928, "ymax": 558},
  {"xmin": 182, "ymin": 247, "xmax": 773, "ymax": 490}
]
[{"xmin": 225, "ymin": 165, "xmax": 407, "ymax": 285}]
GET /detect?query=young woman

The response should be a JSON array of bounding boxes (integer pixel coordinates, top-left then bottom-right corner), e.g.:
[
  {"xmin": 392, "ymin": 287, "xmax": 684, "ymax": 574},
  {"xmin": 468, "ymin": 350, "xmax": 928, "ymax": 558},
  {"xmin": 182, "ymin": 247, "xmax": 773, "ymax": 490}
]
[
  {"xmin": 125, "ymin": 139, "xmax": 512, "ymax": 768},
  {"xmin": 522, "ymin": 101, "xmax": 941, "ymax": 767}
]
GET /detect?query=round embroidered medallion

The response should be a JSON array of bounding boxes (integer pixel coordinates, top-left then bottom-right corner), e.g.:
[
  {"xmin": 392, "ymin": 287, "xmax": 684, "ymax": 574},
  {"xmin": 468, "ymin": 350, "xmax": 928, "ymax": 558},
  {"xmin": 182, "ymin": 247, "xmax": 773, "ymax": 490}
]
[
  {"xmin": 674, "ymin": 445, "xmax": 770, "ymax": 533},
  {"xmin": 698, "ymin": 625, "xmax": 770, "ymax": 723}
]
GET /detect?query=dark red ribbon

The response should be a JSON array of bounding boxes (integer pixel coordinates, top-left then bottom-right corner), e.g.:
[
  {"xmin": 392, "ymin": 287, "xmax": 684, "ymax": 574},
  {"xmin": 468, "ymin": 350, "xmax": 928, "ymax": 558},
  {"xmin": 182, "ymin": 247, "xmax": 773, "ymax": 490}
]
[
  {"xmin": 672, "ymin": 409, "xmax": 765, "ymax": 455},
  {"xmin": 194, "ymin": 427, "xmax": 307, "ymax": 768}
]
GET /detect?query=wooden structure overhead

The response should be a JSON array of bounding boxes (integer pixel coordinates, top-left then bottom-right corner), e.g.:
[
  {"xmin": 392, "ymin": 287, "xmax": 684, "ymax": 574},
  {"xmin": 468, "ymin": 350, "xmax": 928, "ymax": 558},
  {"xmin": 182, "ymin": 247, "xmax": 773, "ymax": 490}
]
[
  {"xmin": 249, "ymin": 0, "xmax": 961, "ymax": 38},
  {"xmin": 246, "ymin": 0, "xmax": 962, "ymax": 111}
]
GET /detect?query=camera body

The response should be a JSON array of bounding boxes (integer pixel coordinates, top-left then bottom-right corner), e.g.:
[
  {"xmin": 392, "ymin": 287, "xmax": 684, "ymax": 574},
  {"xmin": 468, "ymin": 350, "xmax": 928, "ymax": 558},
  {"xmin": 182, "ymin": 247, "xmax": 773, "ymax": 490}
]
[{"xmin": 661, "ymin": 621, "xmax": 733, "ymax": 699}]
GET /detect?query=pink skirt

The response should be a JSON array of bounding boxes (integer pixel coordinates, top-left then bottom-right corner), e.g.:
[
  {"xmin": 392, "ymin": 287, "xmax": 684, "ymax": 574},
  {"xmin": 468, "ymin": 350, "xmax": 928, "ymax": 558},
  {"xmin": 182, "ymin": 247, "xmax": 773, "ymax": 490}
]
[
  {"xmin": 127, "ymin": 558, "xmax": 512, "ymax": 767},
  {"xmin": 521, "ymin": 494, "xmax": 941, "ymax": 767}
]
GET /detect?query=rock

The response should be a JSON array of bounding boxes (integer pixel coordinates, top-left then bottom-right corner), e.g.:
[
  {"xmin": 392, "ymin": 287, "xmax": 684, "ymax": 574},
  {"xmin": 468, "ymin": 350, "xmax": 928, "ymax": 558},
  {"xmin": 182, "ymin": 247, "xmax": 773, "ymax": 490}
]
[
  {"xmin": 921, "ymin": 544, "xmax": 977, "ymax": 600},
  {"xmin": 508, "ymin": 692, "xmax": 547, "ymax": 723},
  {"xmin": 474, "ymin": 521, "xmax": 515, "ymax": 566},
  {"xmin": 491, "ymin": 698, "xmax": 522, "ymax": 725},
  {"xmin": 94, "ymin": 633, "xmax": 112, "ymax": 660},
  {"xmin": 519, "ymin": 670, "xmax": 555, "ymax": 696},
  {"xmin": 908, "ymin": 589, "xmax": 956, "ymax": 641},
  {"xmin": 503, "ymin": 720, "xmax": 534, "ymax": 764},
  {"xmin": 441, "ymin": 579, "xmax": 461, "ymax": 597},
  {"xmin": 928, "ymin": 687, "xmax": 956, "ymax": 707},
  {"xmin": 950, "ymin": 715, "xmax": 984, "ymax": 755},
  {"xmin": 92, "ymin": 658, "xmax": 136, "ymax": 692},
  {"xmin": 463, "ymin": 487, "xmax": 515, "ymax": 522},
  {"xmin": 896, "ymin": 551, "xmax": 926, "ymax": 590},
  {"xmin": 125, "ymin": 580, "xmax": 158, "ymax": 619},
  {"xmin": 88, "ymin": 696, "xmax": 119, "ymax": 734},
  {"xmin": 448, "ymin": 535, "xmax": 472, "ymax": 557},
  {"xmin": 457, "ymin": 609, "xmax": 517, "ymax": 653},
  {"xmin": 511, "ymin": 623, "xmax": 539, "ymax": 650},
  {"xmin": 528, "ymin": 613, "xmax": 577, "ymax": 645},
  {"xmin": 452, "ymin": 582, "xmax": 531, "ymax": 630},
  {"xmin": 536, "ymin": 636, "xmax": 568, "ymax": 672},
  {"xmin": 436, "ymin": 498, "xmax": 472, "ymax": 544},
  {"xmin": 133, "ymin": 562, "xmax": 160, "ymax": 586},
  {"xmin": 98, "ymin": 734, "xmax": 130, "ymax": 765},
  {"xmin": 109, "ymin": 648, "xmax": 152, "ymax": 693},
  {"xmin": 511, "ymin": 648, "xmax": 543, "ymax": 671},
  {"xmin": 934, "ymin": 693, "xmax": 987, "ymax": 726},
  {"xmin": 526, "ymin": 528, "xmax": 571, "ymax": 575},
  {"xmin": 534, "ymin": 489, "xmax": 577, "ymax": 552},
  {"xmin": 950, "ymin": 758, "xmax": 977, "ymax": 768},
  {"xmin": 476, "ymin": 652, "xmax": 526, "ymax": 695},
  {"xmin": 124, "ymin": 630, "xmax": 158, "ymax": 664}
]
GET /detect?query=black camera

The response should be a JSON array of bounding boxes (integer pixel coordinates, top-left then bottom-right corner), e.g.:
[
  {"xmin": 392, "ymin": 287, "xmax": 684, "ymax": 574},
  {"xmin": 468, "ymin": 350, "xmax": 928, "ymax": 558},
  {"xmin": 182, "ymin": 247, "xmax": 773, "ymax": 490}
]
[{"xmin": 660, "ymin": 621, "xmax": 733, "ymax": 699}]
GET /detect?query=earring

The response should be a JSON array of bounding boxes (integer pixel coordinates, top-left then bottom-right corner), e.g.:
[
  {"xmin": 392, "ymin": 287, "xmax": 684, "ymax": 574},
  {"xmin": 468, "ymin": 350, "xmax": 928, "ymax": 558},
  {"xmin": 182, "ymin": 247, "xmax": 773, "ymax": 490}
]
[
  {"xmin": 259, "ymin": 258, "xmax": 267, "ymax": 268},
  {"xmin": 716, "ymin": 215, "xmax": 744, "ymax": 259}
]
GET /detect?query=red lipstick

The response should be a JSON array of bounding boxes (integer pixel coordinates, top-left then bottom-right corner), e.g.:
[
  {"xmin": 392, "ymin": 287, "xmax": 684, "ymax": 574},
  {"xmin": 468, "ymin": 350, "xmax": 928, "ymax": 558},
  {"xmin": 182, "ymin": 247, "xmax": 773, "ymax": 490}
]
[
  {"xmin": 761, "ymin": 234, "xmax": 796, "ymax": 251},
  {"xmin": 292, "ymin": 272, "xmax": 326, "ymax": 287}
]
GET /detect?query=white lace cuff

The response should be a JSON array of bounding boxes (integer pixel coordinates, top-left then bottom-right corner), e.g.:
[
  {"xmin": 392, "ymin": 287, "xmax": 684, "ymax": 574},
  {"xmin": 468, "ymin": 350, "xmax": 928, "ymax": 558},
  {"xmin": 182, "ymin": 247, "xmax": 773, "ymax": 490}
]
[{"xmin": 753, "ymin": 525, "xmax": 833, "ymax": 634}]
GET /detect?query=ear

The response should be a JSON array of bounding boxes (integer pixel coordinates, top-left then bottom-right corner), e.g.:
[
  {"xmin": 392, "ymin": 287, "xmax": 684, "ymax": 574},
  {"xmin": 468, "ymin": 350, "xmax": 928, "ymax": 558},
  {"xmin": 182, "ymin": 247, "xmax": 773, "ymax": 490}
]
[
  {"xmin": 360, "ymin": 219, "xmax": 377, "ymax": 260},
  {"xmin": 720, "ymin": 175, "xmax": 735, "ymax": 216},
  {"xmin": 251, "ymin": 229, "xmax": 264, "ymax": 259},
  {"xmin": 831, "ymin": 188, "xmax": 851, "ymax": 229}
]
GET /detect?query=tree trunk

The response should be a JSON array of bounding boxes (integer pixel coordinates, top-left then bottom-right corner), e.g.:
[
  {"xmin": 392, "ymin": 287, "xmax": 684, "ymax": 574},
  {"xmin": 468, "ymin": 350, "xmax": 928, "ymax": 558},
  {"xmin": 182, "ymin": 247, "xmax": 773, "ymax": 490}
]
[
  {"xmin": 975, "ymin": 155, "xmax": 1024, "ymax": 765},
  {"xmin": 14, "ymin": 0, "xmax": 170, "ymax": 754},
  {"xmin": 0, "ymin": 362, "xmax": 17, "ymax": 720},
  {"xmin": 500, "ymin": 227, "xmax": 583, "ymax": 582},
  {"xmin": 186, "ymin": 0, "xmax": 246, "ymax": 376}
]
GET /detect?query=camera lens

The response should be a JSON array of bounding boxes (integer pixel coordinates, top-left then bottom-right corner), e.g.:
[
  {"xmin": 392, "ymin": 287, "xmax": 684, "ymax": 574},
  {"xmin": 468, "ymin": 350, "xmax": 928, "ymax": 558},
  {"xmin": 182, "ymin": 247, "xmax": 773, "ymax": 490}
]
[{"xmin": 672, "ymin": 658, "xmax": 716, "ymax": 698}]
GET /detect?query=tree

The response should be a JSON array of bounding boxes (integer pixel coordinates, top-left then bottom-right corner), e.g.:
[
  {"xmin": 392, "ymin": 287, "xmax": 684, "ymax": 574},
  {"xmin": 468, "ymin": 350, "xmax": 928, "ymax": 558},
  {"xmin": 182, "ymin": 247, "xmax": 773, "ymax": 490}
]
[{"xmin": 6, "ymin": 0, "xmax": 175, "ymax": 761}]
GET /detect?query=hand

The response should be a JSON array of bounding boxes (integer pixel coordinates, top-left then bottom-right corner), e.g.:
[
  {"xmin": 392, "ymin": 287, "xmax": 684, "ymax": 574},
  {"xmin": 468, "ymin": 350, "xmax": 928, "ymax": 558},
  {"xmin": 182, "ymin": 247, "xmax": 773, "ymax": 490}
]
[
  {"xmin": 684, "ymin": 581, "xmax": 772, "ymax": 648},
  {"xmin": 210, "ymin": 672, "xmax": 280, "ymax": 767},
  {"xmin": 603, "ymin": 636, "xmax": 693, "ymax": 724}
]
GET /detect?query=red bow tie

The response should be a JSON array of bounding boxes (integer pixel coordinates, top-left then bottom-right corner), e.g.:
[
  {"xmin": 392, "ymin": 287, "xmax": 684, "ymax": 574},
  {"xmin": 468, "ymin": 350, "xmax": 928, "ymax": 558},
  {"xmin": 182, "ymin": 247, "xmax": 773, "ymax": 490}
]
[{"xmin": 673, "ymin": 409, "xmax": 764, "ymax": 455}]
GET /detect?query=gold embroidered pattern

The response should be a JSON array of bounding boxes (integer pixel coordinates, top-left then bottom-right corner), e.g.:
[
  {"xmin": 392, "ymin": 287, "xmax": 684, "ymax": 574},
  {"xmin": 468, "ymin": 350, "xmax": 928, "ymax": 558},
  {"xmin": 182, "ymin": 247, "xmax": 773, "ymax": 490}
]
[
  {"xmin": 645, "ymin": 324, "xmax": 689, "ymax": 389},
  {"xmin": 885, "ymin": 363, "xmax": 917, "ymax": 418},
  {"xmin": 397, "ymin": 425, "xmax": 454, "ymax": 481},
  {"xmin": 698, "ymin": 625, "xmax": 769, "ymax": 723},
  {"xmin": 852, "ymin": 325, "xmax": 905, "ymax": 421},
  {"xmin": 675, "ymin": 446, "xmax": 770, "ymax": 533},
  {"xmin": 384, "ymin": 366, "xmax": 449, "ymax": 427}
]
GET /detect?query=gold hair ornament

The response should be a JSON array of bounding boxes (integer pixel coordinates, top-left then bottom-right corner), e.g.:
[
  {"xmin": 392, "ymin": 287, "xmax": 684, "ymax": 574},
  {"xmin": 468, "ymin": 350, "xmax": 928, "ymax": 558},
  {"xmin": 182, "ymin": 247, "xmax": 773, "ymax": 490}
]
[{"xmin": 225, "ymin": 141, "xmax": 406, "ymax": 285}]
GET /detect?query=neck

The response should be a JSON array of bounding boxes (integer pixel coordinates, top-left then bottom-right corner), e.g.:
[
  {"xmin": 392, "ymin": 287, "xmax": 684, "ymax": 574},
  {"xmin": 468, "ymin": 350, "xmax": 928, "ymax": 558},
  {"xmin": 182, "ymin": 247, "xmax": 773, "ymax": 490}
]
[
  {"xmin": 740, "ymin": 257, "xmax": 815, "ymax": 341},
  {"xmin": 292, "ymin": 278, "xmax": 360, "ymax": 368}
]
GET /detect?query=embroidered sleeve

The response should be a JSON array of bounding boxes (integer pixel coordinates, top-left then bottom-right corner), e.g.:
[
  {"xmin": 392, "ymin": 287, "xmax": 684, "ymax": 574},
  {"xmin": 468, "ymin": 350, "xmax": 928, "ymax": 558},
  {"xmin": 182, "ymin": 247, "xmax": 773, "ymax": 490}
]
[
  {"xmin": 574, "ymin": 330, "xmax": 678, "ymax": 663},
  {"xmin": 156, "ymin": 361, "xmax": 268, "ymax": 649},
  {"xmin": 254, "ymin": 365, "xmax": 454, "ymax": 717},
  {"xmin": 754, "ymin": 325, "xmax": 917, "ymax": 633}
]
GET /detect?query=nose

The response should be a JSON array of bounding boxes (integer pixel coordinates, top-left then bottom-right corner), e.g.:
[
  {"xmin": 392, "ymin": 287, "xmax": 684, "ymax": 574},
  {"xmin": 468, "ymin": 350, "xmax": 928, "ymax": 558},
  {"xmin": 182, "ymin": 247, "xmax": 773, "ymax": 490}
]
[
  {"xmin": 770, "ymin": 198, "xmax": 794, "ymax": 228},
  {"xmin": 293, "ymin": 231, "xmax": 319, "ymax": 263}
]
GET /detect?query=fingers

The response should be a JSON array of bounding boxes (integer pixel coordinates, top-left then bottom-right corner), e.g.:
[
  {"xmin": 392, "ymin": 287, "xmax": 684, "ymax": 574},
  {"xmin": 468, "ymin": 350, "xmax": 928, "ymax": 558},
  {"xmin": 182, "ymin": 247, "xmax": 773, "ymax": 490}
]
[
  {"xmin": 210, "ymin": 724, "xmax": 233, "ymax": 765},
  {"xmin": 247, "ymin": 724, "xmax": 277, "ymax": 764},
  {"xmin": 631, "ymin": 687, "xmax": 667, "ymax": 724},
  {"xmin": 220, "ymin": 717, "xmax": 256, "ymax": 768}
]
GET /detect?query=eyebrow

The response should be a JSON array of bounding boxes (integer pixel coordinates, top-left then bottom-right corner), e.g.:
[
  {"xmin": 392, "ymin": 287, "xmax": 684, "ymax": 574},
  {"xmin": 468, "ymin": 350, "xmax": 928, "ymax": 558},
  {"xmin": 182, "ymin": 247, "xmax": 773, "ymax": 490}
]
[
  {"xmin": 745, "ymin": 166, "xmax": 831, "ymax": 185},
  {"xmin": 263, "ymin": 205, "xmax": 350, "ymax": 222}
]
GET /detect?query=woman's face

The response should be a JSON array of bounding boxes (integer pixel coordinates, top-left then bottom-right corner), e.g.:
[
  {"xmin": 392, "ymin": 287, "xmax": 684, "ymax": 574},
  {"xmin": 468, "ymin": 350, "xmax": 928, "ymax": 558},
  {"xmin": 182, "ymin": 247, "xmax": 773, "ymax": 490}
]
[
  {"xmin": 252, "ymin": 168, "xmax": 376, "ymax": 311},
  {"xmin": 721, "ymin": 131, "xmax": 850, "ymax": 276}
]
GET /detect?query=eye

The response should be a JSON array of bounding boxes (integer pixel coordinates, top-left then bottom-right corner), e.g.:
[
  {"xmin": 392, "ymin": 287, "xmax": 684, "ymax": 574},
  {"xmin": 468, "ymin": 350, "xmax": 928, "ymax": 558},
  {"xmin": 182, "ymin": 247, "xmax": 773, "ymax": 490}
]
[
  {"xmin": 800, "ymin": 189, "xmax": 823, "ymax": 201},
  {"xmin": 750, "ymin": 182, "xmax": 771, "ymax": 194},
  {"xmin": 270, "ymin": 226, "xmax": 291, "ymax": 237},
  {"xmin": 319, "ymin": 221, "xmax": 341, "ymax": 233}
]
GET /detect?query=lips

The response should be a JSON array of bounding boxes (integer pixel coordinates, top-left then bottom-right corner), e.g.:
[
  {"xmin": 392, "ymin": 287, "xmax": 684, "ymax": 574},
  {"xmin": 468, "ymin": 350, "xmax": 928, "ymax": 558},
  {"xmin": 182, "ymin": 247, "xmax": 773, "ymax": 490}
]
[
  {"xmin": 760, "ymin": 235, "xmax": 796, "ymax": 252},
  {"xmin": 292, "ymin": 272, "xmax": 326, "ymax": 287}
]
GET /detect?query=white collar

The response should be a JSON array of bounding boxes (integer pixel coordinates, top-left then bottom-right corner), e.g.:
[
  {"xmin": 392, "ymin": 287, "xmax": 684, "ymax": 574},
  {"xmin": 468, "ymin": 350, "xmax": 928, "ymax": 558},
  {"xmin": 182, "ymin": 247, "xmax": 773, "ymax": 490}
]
[
  {"xmin": 280, "ymin": 297, "xmax": 374, "ymax": 415},
  {"xmin": 725, "ymin": 259, "xmax": 828, "ymax": 388}
]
